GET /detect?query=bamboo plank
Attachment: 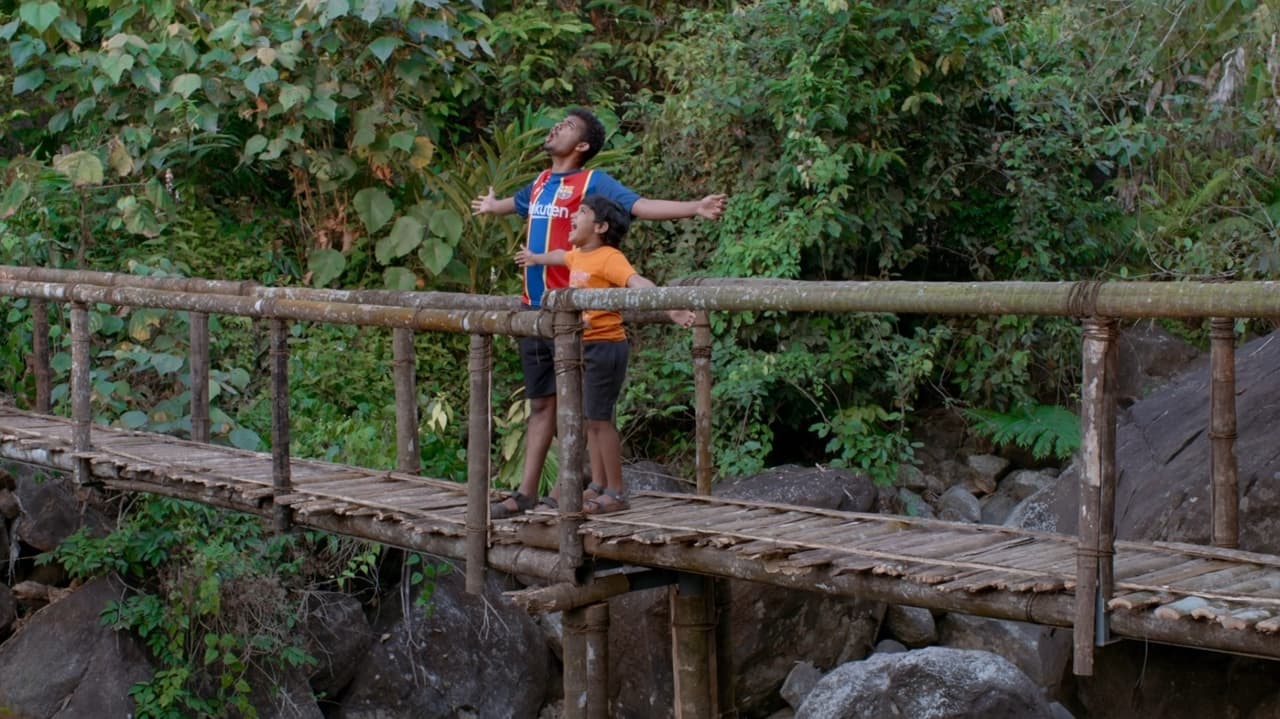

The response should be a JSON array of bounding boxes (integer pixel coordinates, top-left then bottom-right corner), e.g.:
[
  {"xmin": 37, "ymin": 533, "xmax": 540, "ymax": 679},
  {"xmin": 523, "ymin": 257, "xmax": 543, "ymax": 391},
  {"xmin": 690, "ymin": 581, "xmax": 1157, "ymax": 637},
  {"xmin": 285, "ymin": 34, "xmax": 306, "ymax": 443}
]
[
  {"xmin": 1154, "ymin": 596, "xmax": 1211, "ymax": 621},
  {"xmin": 1218, "ymin": 608, "xmax": 1273, "ymax": 631},
  {"xmin": 1108, "ymin": 591, "xmax": 1173, "ymax": 611},
  {"xmin": 778, "ymin": 548, "xmax": 845, "ymax": 569},
  {"xmin": 1114, "ymin": 552, "xmax": 1196, "ymax": 581},
  {"xmin": 1254, "ymin": 617, "xmax": 1280, "ymax": 634},
  {"xmin": 1121, "ymin": 559, "xmax": 1235, "ymax": 588}
]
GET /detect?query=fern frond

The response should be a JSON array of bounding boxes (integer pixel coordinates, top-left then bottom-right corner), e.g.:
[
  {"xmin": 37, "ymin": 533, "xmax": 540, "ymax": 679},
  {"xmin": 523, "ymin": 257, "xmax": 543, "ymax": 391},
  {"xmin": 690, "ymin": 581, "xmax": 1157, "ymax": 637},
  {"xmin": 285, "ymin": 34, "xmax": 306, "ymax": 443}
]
[{"xmin": 964, "ymin": 404, "xmax": 1080, "ymax": 460}]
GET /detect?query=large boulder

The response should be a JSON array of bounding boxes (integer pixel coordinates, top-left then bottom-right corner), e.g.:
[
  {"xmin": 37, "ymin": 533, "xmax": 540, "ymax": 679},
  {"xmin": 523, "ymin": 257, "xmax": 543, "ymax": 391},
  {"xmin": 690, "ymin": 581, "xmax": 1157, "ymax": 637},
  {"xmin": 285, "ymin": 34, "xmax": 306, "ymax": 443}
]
[
  {"xmin": 796, "ymin": 646, "xmax": 1054, "ymax": 719},
  {"xmin": 714, "ymin": 464, "xmax": 877, "ymax": 513},
  {"xmin": 337, "ymin": 568, "xmax": 553, "ymax": 719},
  {"xmin": 1011, "ymin": 329, "xmax": 1280, "ymax": 552},
  {"xmin": 0, "ymin": 575, "xmax": 153, "ymax": 718}
]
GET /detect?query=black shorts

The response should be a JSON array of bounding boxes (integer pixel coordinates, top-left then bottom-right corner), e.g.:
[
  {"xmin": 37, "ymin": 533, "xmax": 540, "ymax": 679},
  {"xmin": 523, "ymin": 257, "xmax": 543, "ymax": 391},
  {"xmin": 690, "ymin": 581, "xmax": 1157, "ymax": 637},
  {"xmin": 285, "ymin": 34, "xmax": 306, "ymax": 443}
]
[
  {"xmin": 583, "ymin": 340, "xmax": 629, "ymax": 421},
  {"xmin": 519, "ymin": 336, "xmax": 557, "ymax": 399},
  {"xmin": 519, "ymin": 336, "xmax": 629, "ymax": 420}
]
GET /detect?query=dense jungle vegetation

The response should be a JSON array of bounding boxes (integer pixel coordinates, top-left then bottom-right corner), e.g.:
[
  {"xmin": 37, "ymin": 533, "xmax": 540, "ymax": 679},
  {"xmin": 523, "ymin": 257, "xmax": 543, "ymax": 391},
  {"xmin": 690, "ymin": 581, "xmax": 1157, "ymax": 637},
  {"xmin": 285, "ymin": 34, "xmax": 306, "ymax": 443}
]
[{"xmin": 1, "ymin": 0, "xmax": 1278, "ymax": 715}]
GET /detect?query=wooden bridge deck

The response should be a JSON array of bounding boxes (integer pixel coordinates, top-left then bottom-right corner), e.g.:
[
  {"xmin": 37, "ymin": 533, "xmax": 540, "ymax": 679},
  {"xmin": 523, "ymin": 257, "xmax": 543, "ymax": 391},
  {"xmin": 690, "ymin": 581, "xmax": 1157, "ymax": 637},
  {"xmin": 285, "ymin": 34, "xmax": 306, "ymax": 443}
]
[{"xmin": 2, "ymin": 406, "xmax": 1278, "ymax": 659}]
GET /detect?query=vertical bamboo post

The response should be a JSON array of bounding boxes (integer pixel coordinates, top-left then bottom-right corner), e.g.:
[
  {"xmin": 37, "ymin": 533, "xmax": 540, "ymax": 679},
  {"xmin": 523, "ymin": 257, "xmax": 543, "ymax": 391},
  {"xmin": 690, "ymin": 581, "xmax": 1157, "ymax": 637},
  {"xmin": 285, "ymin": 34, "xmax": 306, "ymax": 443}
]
[
  {"xmin": 69, "ymin": 301, "xmax": 91, "ymax": 485},
  {"xmin": 31, "ymin": 298, "xmax": 51, "ymax": 413},
  {"xmin": 1075, "ymin": 317, "xmax": 1117, "ymax": 676},
  {"xmin": 671, "ymin": 573, "xmax": 717, "ymax": 718},
  {"xmin": 465, "ymin": 334, "xmax": 492, "ymax": 595},
  {"xmin": 584, "ymin": 602, "xmax": 610, "ymax": 719},
  {"xmin": 693, "ymin": 311, "xmax": 714, "ymax": 496},
  {"xmin": 393, "ymin": 327, "xmax": 420, "ymax": 474},
  {"xmin": 1209, "ymin": 318, "xmax": 1239, "ymax": 549},
  {"xmin": 563, "ymin": 605, "xmax": 590, "ymax": 719},
  {"xmin": 269, "ymin": 319, "xmax": 293, "ymax": 533},
  {"xmin": 553, "ymin": 308, "xmax": 586, "ymax": 581},
  {"xmin": 715, "ymin": 577, "xmax": 736, "ymax": 718},
  {"xmin": 189, "ymin": 311, "xmax": 210, "ymax": 443}
]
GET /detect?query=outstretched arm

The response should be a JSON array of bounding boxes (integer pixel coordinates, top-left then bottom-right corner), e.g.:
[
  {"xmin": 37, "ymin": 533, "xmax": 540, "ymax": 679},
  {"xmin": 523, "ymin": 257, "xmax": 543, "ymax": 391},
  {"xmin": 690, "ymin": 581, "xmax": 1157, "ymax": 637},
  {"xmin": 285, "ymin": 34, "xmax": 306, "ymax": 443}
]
[
  {"xmin": 631, "ymin": 194, "xmax": 727, "ymax": 221},
  {"xmin": 472, "ymin": 186, "xmax": 516, "ymax": 216},
  {"xmin": 515, "ymin": 247, "xmax": 567, "ymax": 267},
  {"xmin": 626, "ymin": 274, "xmax": 696, "ymax": 327}
]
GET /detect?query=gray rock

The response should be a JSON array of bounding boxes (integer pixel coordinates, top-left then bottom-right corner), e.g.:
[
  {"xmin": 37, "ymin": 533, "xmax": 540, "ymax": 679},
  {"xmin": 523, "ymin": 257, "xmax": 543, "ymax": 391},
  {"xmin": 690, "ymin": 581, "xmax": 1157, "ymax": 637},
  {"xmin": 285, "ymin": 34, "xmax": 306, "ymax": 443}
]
[
  {"xmin": 1049, "ymin": 702, "xmax": 1076, "ymax": 719},
  {"xmin": 938, "ymin": 485, "xmax": 981, "ymax": 523},
  {"xmin": 780, "ymin": 661, "xmax": 823, "ymax": 710},
  {"xmin": 966, "ymin": 453, "xmax": 1010, "ymax": 493},
  {"xmin": 937, "ymin": 614, "xmax": 1071, "ymax": 693},
  {"xmin": 715, "ymin": 464, "xmax": 877, "ymax": 513},
  {"xmin": 623, "ymin": 460, "xmax": 689, "ymax": 494},
  {"xmin": 796, "ymin": 647, "xmax": 1053, "ymax": 719},
  {"xmin": 0, "ymin": 584, "xmax": 13, "ymax": 635},
  {"xmin": 885, "ymin": 604, "xmax": 937, "ymax": 647},
  {"xmin": 301, "ymin": 591, "xmax": 373, "ymax": 700},
  {"xmin": 1115, "ymin": 320, "xmax": 1200, "ymax": 401},
  {"xmin": 338, "ymin": 568, "xmax": 552, "ymax": 719},
  {"xmin": 0, "ymin": 576, "xmax": 153, "ymax": 718},
  {"xmin": 897, "ymin": 488, "xmax": 936, "ymax": 519},
  {"xmin": 873, "ymin": 639, "xmax": 908, "ymax": 654}
]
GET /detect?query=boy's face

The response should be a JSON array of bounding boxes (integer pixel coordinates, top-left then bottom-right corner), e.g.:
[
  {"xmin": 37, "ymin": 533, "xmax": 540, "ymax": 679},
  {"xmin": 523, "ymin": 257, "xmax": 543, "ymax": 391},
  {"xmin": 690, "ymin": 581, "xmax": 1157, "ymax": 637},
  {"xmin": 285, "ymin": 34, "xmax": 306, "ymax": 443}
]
[
  {"xmin": 569, "ymin": 205, "xmax": 603, "ymax": 248},
  {"xmin": 543, "ymin": 115, "xmax": 587, "ymax": 157}
]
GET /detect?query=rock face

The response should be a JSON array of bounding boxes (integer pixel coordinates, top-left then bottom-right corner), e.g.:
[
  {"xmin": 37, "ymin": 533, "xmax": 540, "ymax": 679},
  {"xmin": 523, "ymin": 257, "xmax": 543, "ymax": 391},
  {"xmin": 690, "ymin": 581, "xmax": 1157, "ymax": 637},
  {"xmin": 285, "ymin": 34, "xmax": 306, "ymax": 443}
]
[
  {"xmin": 0, "ymin": 576, "xmax": 153, "ymax": 718},
  {"xmin": 337, "ymin": 568, "xmax": 554, "ymax": 719},
  {"xmin": 715, "ymin": 464, "xmax": 878, "ymax": 513},
  {"xmin": 1013, "ymin": 330, "xmax": 1280, "ymax": 552},
  {"xmin": 796, "ymin": 647, "xmax": 1054, "ymax": 719}
]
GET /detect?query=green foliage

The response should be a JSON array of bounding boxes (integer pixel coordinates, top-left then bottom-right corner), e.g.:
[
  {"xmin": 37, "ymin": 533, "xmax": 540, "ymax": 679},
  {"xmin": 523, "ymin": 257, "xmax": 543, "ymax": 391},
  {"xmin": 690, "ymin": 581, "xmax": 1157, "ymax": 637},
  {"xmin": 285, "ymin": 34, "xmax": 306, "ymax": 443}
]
[
  {"xmin": 965, "ymin": 404, "xmax": 1081, "ymax": 461},
  {"xmin": 47, "ymin": 496, "xmax": 314, "ymax": 718}
]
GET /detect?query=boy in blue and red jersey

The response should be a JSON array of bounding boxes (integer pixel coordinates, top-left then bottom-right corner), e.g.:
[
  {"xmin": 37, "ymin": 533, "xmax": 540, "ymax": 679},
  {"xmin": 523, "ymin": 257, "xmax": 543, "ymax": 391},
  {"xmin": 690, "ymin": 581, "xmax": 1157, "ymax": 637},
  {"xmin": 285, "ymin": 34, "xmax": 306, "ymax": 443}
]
[{"xmin": 472, "ymin": 107, "xmax": 726, "ymax": 517}]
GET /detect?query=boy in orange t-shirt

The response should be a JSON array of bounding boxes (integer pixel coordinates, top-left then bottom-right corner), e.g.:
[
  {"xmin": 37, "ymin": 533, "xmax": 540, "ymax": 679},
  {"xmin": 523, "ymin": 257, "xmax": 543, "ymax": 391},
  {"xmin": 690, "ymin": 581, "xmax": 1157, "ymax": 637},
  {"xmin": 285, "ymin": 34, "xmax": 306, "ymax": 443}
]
[{"xmin": 515, "ymin": 195, "xmax": 695, "ymax": 514}]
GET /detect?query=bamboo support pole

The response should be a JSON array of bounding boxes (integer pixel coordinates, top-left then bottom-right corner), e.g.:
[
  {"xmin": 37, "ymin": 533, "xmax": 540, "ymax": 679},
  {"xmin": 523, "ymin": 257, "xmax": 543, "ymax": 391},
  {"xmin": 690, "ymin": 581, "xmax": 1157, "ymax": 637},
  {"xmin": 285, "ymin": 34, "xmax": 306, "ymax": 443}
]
[
  {"xmin": 31, "ymin": 298, "xmax": 51, "ymax": 413},
  {"xmin": 269, "ymin": 319, "xmax": 293, "ymax": 533},
  {"xmin": 1209, "ymin": 318, "xmax": 1239, "ymax": 549},
  {"xmin": 465, "ymin": 334, "xmax": 492, "ymax": 595},
  {"xmin": 671, "ymin": 574, "xmax": 717, "ymax": 719},
  {"xmin": 715, "ymin": 577, "xmax": 736, "ymax": 718},
  {"xmin": 562, "ymin": 602, "xmax": 612, "ymax": 719},
  {"xmin": 693, "ymin": 311, "xmax": 714, "ymax": 496},
  {"xmin": 552, "ymin": 305, "xmax": 586, "ymax": 583},
  {"xmin": 189, "ymin": 311, "xmax": 210, "ymax": 443},
  {"xmin": 69, "ymin": 301, "xmax": 91, "ymax": 485},
  {"xmin": 584, "ymin": 603, "xmax": 610, "ymax": 719},
  {"xmin": 1075, "ymin": 317, "xmax": 1117, "ymax": 676},
  {"xmin": 506, "ymin": 574, "xmax": 631, "ymax": 614},
  {"xmin": 393, "ymin": 328, "xmax": 420, "ymax": 474}
]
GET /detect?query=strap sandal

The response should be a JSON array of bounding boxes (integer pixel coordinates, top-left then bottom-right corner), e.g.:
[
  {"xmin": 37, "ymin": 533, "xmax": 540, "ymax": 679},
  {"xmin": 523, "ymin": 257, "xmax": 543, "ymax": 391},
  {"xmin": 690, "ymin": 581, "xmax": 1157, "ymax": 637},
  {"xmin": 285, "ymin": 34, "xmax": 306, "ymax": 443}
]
[
  {"xmin": 584, "ymin": 488, "xmax": 630, "ymax": 516},
  {"xmin": 539, "ymin": 495, "xmax": 559, "ymax": 510},
  {"xmin": 490, "ymin": 491, "xmax": 537, "ymax": 519},
  {"xmin": 582, "ymin": 483, "xmax": 606, "ymax": 502}
]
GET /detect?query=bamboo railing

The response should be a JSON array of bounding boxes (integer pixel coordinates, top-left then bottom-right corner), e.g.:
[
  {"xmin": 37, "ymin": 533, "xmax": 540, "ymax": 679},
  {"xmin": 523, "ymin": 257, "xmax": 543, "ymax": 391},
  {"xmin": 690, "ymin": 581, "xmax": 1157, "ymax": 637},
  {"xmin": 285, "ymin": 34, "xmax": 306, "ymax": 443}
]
[{"xmin": 2, "ymin": 266, "xmax": 1275, "ymax": 696}]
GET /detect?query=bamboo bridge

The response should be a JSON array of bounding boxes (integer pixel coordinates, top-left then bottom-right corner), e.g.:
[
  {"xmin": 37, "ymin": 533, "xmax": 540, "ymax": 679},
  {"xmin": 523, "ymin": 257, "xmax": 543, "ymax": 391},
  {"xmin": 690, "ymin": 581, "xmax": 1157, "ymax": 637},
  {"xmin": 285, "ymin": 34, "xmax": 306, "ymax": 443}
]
[{"xmin": 1, "ymin": 265, "xmax": 1278, "ymax": 718}]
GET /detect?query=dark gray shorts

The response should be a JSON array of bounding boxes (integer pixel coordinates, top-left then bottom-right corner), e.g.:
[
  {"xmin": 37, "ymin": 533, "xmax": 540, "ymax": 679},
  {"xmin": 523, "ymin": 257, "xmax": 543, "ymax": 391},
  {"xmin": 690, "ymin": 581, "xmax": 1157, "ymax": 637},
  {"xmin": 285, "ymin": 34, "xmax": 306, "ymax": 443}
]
[
  {"xmin": 519, "ymin": 337, "xmax": 630, "ymax": 420},
  {"xmin": 583, "ymin": 340, "xmax": 629, "ymax": 421}
]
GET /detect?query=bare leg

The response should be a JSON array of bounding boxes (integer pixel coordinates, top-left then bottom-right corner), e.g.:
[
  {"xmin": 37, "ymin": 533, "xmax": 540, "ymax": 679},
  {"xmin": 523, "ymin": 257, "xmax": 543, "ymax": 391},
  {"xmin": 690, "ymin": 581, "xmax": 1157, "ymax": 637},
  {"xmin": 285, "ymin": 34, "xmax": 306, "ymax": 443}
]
[
  {"xmin": 521, "ymin": 394, "xmax": 557, "ymax": 497},
  {"xmin": 586, "ymin": 418, "xmax": 625, "ymax": 501}
]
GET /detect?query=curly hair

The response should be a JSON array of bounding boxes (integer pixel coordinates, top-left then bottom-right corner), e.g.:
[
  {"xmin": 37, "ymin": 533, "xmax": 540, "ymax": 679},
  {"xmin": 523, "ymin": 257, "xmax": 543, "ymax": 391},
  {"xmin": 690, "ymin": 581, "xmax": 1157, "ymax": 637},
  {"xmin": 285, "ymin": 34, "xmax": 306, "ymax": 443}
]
[
  {"xmin": 566, "ymin": 107, "xmax": 607, "ymax": 164},
  {"xmin": 581, "ymin": 194, "xmax": 631, "ymax": 248}
]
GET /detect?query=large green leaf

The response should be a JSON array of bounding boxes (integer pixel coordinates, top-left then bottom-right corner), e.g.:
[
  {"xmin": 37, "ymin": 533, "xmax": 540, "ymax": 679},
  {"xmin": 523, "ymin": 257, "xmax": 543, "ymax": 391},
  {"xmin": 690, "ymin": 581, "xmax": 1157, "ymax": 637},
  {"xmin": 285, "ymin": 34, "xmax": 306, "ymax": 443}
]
[
  {"xmin": 19, "ymin": 1, "xmax": 60, "ymax": 33},
  {"xmin": 383, "ymin": 267, "xmax": 417, "ymax": 290},
  {"xmin": 53, "ymin": 151, "xmax": 104, "ymax": 186},
  {"xmin": 100, "ymin": 51, "xmax": 134, "ymax": 84},
  {"xmin": 418, "ymin": 237, "xmax": 454, "ymax": 276},
  {"xmin": 308, "ymin": 248, "xmax": 346, "ymax": 286},
  {"xmin": 353, "ymin": 187, "xmax": 394, "ymax": 234},
  {"xmin": 375, "ymin": 216, "xmax": 424, "ymax": 264},
  {"xmin": 428, "ymin": 208, "xmax": 463, "ymax": 244},
  {"xmin": 171, "ymin": 73, "xmax": 202, "ymax": 98},
  {"xmin": 0, "ymin": 179, "xmax": 31, "ymax": 218},
  {"xmin": 278, "ymin": 82, "xmax": 311, "ymax": 111},
  {"xmin": 13, "ymin": 69, "xmax": 45, "ymax": 95},
  {"xmin": 244, "ymin": 66, "xmax": 279, "ymax": 96},
  {"xmin": 229, "ymin": 427, "xmax": 262, "ymax": 450},
  {"xmin": 368, "ymin": 36, "xmax": 403, "ymax": 63}
]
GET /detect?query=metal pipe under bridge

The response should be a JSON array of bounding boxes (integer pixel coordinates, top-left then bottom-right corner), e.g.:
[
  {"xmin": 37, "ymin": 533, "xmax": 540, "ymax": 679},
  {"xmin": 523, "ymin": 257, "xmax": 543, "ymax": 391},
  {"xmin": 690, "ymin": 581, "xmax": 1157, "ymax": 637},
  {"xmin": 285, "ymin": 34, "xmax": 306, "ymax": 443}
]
[{"xmin": 0, "ymin": 265, "xmax": 1277, "ymax": 718}]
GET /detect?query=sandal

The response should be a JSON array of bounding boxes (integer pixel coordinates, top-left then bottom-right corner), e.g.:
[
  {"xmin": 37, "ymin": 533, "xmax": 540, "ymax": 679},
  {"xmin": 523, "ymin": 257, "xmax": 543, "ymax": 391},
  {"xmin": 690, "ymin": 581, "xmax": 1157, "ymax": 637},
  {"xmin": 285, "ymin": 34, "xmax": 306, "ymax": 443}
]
[
  {"xmin": 584, "ymin": 488, "xmax": 630, "ymax": 515},
  {"xmin": 582, "ymin": 483, "xmax": 606, "ymax": 502},
  {"xmin": 490, "ymin": 491, "xmax": 537, "ymax": 519},
  {"xmin": 540, "ymin": 495, "xmax": 559, "ymax": 510}
]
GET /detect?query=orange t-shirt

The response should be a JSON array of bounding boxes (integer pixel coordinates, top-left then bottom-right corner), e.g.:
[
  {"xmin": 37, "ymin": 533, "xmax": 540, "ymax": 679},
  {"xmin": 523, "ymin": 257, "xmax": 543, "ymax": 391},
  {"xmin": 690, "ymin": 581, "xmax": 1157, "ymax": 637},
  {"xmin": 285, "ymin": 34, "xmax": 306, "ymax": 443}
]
[{"xmin": 564, "ymin": 246, "xmax": 636, "ymax": 342}]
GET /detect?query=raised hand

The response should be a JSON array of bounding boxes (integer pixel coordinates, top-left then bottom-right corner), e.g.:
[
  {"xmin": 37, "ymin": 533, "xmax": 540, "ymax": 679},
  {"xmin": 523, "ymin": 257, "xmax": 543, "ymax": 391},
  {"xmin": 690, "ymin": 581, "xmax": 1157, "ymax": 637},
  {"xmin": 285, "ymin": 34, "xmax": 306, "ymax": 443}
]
[
  {"xmin": 668, "ymin": 309, "xmax": 697, "ymax": 328},
  {"xmin": 471, "ymin": 186, "xmax": 498, "ymax": 215},
  {"xmin": 696, "ymin": 194, "xmax": 728, "ymax": 220}
]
